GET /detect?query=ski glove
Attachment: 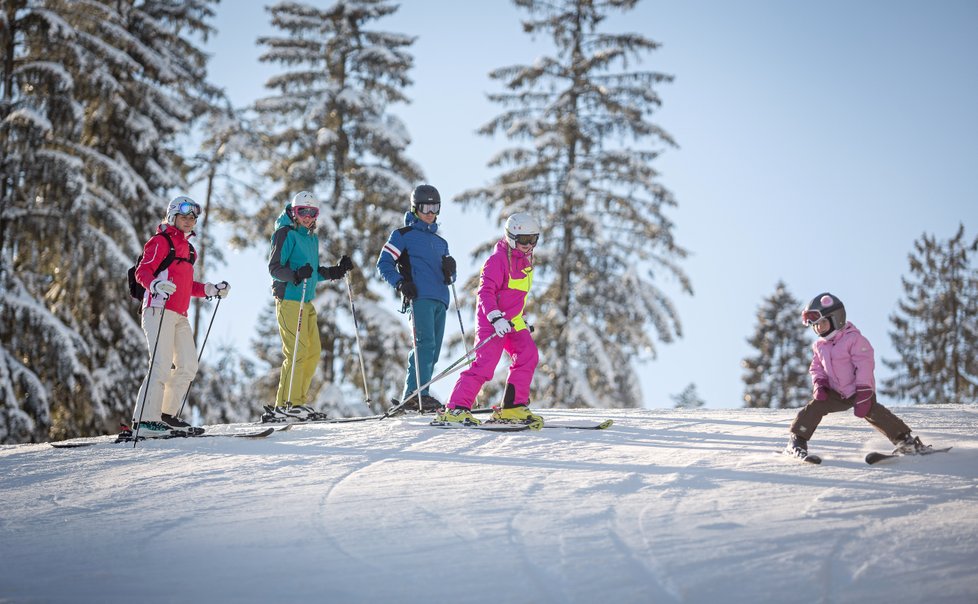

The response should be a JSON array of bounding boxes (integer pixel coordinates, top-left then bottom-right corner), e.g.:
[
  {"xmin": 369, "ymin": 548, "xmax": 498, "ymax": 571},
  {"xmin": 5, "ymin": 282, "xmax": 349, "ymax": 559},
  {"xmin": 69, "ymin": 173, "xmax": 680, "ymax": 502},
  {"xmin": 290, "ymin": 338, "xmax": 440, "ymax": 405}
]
[
  {"xmin": 441, "ymin": 255, "xmax": 456, "ymax": 285},
  {"xmin": 293, "ymin": 264, "xmax": 313, "ymax": 284},
  {"xmin": 205, "ymin": 281, "xmax": 230, "ymax": 299},
  {"xmin": 319, "ymin": 255, "xmax": 354, "ymax": 281},
  {"xmin": 487, "ymin": 310, "xmax": 512, "ymax": 337},
  {"xmin": 853, "ymin": 385, "xmax": 874, "ymax": 418},
  {"xmin": 150, "ymin": 278, "xmax": 177, "ymax": 296},
  {"xmin": 812, "ymin": 379, "xmax": 829, "ymax": 401},
  {"xmin": 396, "ymin": 280, "xmax": 418, "ymax": 302}
]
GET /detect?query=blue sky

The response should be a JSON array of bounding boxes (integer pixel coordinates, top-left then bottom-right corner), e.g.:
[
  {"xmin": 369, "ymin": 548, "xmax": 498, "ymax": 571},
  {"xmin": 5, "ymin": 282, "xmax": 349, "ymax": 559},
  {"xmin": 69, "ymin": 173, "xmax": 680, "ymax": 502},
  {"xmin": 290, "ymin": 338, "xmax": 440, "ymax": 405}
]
[{"xmin": 197, "ymin": 0, "xmax": 977, "ymax": 409}]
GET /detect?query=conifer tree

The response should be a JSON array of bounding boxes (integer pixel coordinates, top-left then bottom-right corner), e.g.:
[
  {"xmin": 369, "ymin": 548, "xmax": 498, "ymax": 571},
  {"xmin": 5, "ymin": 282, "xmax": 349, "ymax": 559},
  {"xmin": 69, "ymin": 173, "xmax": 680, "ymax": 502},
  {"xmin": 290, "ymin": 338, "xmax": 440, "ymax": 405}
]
[
  {"xmin": 246, "ymin": 0, "xmax": 422, "ymax": 413},
  {"xmin": 671, "ymin": 383, "xmax": 705, "ymax": 409},
  {"xmin": 0, "ymin": 0, "xmax": 219, "ymax": 442},
  {"xmin": 742, "ymin": 281, "xmax": 811, "ymax": 409},
  {"xmin": 455, "ymin": 0, "xmax": 690, "ymax": 408},
  {"xmin": 882, "ymin": 224, "xmax": 978, "ymax": 405}
]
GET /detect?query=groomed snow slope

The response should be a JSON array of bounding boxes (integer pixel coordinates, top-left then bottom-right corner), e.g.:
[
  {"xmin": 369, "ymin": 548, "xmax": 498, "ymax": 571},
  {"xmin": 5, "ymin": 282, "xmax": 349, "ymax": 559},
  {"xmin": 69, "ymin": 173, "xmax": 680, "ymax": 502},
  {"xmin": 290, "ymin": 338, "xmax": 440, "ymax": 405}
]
[{"xmin": 1, "ymin": 406, "xmax": 976, "ymax": 604}]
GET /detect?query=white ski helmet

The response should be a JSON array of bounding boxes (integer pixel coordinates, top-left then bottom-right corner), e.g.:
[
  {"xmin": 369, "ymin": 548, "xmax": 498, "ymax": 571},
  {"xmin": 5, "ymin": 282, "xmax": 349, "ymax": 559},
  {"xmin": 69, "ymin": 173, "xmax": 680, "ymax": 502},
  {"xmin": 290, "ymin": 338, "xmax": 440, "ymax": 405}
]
[
  {"xmin": 166, "ymin": 195, "xmax": 201, "ymax": 223},
  {"xmin": 290, "ymin": 191, "xmax": 319, "ymax": 210},
  {"xmin": 504, "ymin": 212, "xmax": 541, "ymax": 249}
]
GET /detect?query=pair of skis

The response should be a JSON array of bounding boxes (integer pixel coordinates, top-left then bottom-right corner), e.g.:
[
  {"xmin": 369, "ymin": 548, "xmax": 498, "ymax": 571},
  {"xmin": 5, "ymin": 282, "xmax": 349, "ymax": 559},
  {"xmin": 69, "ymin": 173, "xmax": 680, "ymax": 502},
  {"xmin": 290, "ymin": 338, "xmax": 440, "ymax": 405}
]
[
  {"xmin": 50, "ymin": 426, "xmax": 281, "ymax": 448},
  {"xmin": 782, "ymin": 446, "xmax": 952, "ymax": 465},
  {"xmin": 429, "ymin": 418, "xmax": 615, "ymax": 432}
]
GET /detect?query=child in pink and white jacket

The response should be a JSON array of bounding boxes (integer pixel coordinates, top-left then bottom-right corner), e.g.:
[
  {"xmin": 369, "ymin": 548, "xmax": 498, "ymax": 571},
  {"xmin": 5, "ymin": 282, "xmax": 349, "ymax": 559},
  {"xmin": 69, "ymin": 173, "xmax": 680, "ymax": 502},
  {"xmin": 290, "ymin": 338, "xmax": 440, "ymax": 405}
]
[
  {"xmin": 786, "ymin": 292, "xmax": 929, "ymax": 459},
  {"xmin": 438, "ymin": 213, "xmax": 544, "ymax": 429}
]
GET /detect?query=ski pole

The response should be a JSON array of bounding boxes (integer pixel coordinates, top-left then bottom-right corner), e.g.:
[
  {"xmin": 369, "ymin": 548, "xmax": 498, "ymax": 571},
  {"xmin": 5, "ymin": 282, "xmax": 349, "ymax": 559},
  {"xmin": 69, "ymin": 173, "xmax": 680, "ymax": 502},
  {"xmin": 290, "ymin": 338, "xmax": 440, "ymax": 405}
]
[
  {"xmin": 132, "ymin": 298, "xmax": 170, "ymax": 448},
  {"xmin": 286, "ymin": 278, "xmax": 309, "ymax": 406},
  {"xmin": 176, "ymin": 297, "xmax": 221, "ymax": 419},
  {"xmin": 345, "ymin": 272, "xmax": 371, "ymax": 408},
  {"xmin": 408, "ymin": 299, "xmax": 424, "ymax": 414},
  {"xmin": 382, "ymin": 332, "xmax": 498, "ymax": 419},
  {"xmin": 450, "ymin": 282, "xmax": 470, "ymax": 357}
]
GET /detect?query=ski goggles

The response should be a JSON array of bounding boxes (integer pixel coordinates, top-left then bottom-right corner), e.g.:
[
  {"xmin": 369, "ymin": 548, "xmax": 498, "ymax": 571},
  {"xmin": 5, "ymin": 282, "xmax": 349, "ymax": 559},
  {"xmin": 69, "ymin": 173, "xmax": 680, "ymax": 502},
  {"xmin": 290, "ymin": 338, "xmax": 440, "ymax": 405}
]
[
  {"xmin": 294, "ymin": 206, "xmax": 319, "ymax": 219},
  {"xmin": 174, "ymin": 200, "xmax": 201, "ymax": 217},
  {"xmin": 511, "ymin": 233, "xmax": 539, "ymax": 246},
  {"xmin": 416, "ymin": 202, "xmax": 441, "ymax": 215},
  {"xmin": 801, "ymin": 309, "xmax": 825, "ymax": 326}
]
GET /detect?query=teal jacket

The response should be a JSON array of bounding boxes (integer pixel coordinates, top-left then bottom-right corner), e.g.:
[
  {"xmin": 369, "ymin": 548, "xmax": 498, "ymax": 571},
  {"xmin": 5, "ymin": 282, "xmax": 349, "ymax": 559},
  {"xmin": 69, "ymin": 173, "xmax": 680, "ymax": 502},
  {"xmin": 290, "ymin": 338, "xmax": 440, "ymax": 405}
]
[{"xmin": 267, "ymin": 206, "xmax": 320, "ymax": 302}]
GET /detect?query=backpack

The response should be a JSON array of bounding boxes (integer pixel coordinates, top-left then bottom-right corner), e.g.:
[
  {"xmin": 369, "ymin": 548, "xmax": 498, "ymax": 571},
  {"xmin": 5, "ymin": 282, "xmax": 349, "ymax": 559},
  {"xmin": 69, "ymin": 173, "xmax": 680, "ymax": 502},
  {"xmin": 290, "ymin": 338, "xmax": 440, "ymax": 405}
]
[{"xmin": 127, "ymin": 231, "xmax": 197, "ymax": 300}]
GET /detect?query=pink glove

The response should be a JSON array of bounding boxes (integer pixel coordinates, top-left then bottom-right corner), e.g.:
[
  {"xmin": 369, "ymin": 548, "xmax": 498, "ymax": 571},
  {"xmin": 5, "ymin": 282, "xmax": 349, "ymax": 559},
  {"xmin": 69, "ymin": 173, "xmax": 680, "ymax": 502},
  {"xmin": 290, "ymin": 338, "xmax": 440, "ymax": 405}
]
[
  {"xmin": 853, "ymin": 385, "xmax": 873, "ymax": 418},
  {"xmin": 812, "ymin": 380, "xmax": 829, "ymax": 401}
]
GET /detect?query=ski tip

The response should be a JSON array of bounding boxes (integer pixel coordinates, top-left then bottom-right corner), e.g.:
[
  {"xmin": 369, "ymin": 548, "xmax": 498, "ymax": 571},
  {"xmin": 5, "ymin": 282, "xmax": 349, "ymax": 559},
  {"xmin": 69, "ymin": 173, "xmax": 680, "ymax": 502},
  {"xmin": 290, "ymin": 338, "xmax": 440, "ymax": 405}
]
[
  {"xmin": 865, "ymin": 452, "xmax": 893, "ymax": 465},
  {"xmin": 234, "ymin": 427, "xmax": 276, "ymax": 438}
]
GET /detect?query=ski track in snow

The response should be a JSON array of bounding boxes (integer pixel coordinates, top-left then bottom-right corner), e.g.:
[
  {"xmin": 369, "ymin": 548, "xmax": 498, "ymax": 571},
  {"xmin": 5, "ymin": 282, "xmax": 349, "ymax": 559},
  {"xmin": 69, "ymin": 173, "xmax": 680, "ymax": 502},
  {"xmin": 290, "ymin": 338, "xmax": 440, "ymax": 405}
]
[{"xmin": 1, "ymin": 406, "xmax": 977, "ymax": 603}]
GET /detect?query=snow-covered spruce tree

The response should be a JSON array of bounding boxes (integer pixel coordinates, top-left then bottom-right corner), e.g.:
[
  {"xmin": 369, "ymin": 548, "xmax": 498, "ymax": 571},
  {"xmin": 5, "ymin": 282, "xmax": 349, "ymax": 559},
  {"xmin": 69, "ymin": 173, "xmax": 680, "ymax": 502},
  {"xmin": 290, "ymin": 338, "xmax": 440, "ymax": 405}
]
[
  {"xmin": 0, "ymin": 0, "xmax": 219, "ymax": 443},
  {"xmin": 882, "ymin": 224, "xmax": 978, "ymax": 405},
  {"xmin": 741, "ymin": 281, "xmax": 811, "ymax": 409},
  {"xmin": 455, "ymin": 0, "xmax": 690, "ymax": 409},
  {"xmin": 671, "ymin": 383, "xmax": 704, "ymax": 409},
  {"xmin": 246, "ymin": 0, "xmax": 423, "ymax": 414}
]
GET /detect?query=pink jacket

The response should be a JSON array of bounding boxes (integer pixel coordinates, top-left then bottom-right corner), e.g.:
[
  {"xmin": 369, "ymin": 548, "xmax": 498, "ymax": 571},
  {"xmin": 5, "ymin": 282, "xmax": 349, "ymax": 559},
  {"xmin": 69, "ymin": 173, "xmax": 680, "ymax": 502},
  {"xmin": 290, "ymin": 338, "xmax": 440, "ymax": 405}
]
[
  {"xmin": 135, "ymin": 224, "xmax": 206, "ymax": 316},
  {"xmin": 809, "ymin": 322, "xmax": 876, "ymax": 398},
  {"xmin": 476, "ymin": 239, "xmax": 534, "ymax": 332}
]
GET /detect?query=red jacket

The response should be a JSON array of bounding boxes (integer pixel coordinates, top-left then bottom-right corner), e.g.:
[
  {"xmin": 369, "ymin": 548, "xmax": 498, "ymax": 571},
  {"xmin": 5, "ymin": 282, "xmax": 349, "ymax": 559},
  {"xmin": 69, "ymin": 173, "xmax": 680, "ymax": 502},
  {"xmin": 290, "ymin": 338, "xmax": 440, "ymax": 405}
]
[{"xmin": 135, "ymin": 224, "xmax": 205, "ymax": 316}]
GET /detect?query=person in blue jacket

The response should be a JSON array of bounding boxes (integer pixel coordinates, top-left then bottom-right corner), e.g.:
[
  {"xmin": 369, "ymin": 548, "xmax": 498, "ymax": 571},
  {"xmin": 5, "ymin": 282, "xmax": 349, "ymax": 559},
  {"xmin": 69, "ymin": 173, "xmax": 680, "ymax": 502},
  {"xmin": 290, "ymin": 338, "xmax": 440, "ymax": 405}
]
[
  {"xmin": 377, "ymin": 184, "xmax": 456, "ymax": 412},
  {"xmin": 265, "ymin": 191, "xmax": 352, "ymax": 422}
]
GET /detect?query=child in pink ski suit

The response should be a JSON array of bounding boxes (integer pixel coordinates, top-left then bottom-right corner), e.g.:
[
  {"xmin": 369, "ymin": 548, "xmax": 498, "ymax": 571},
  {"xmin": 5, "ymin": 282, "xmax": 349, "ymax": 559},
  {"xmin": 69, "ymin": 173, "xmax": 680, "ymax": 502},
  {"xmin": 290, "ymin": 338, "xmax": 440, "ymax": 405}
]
[
  {"xmin": 441, "ymin": 213, "xmax": 543, "ymax": 428},
  {"xmin": 786, "ymin": 292, "xmax": 929, "ymax": 459}
]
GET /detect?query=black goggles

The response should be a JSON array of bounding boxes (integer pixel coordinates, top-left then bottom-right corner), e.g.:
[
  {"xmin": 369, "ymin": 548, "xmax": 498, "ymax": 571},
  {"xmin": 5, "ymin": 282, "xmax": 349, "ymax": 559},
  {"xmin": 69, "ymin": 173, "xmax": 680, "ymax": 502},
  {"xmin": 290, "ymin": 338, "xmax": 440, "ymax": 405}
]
[
  {"xmin": 513, "ymin": 233, "xmax": 539, "ymax": 246},
  {"xmin": 416, "ymin": 202, "xmax": 441, "ymax": 215}
]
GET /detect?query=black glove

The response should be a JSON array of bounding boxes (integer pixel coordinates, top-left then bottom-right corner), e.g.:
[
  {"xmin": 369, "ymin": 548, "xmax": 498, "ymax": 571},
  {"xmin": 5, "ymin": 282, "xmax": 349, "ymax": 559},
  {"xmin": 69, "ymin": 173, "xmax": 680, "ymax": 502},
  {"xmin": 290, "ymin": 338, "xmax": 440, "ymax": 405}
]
[
  {"xmin": 396, "ymin": 280, "xmax": 418, "ymax": 301},
  {"xmin": 441, "ymin": 255, "xmax": 456, "ymax": 285},
  {"xmin": 319, "ymin": 255, "xmax": 354, "ymax": 280},
  {"xmin": 293, "ymin": 264, "xmax": 313, "ymax": 284},
  {"xmin": 318, "ymin": 265, "xmax": 343, "ymax": 280}
]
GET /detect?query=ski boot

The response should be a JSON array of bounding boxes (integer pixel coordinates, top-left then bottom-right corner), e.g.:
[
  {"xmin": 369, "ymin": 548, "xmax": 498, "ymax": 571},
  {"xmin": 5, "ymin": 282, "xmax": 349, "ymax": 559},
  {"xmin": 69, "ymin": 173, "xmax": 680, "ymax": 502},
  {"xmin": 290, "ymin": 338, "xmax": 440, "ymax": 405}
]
[
  {"xmin": 419, "ymin": 394, "xmax": 444, "ymax": 413},
  {"xmin": 784, "ymin": 433, "xmax": 810, "ymax": 460},
  {"xmin": 892, "ymin": 432, "xmax": 931, "ymax": 455},
  {"xmin": 485, "ymin": 384, "xmax": 544, "ymax": 430},
  {"xmin": 489, "ymin": 405, "xmax": 544, "ymax": 430},
  {"xmin": 261, "ymin": 405, "xmax": 285, "ymax": 423},
  {"xmin": 435, "ymin": 406, "xmax": 481, "ymax": 426},
  {"xmin": 161, "ymin": 413, "xmax": 204, "ymax": 436},
  {"xmin": 278, "ymin": 404, "xmax": 327, "ymax": 422}
]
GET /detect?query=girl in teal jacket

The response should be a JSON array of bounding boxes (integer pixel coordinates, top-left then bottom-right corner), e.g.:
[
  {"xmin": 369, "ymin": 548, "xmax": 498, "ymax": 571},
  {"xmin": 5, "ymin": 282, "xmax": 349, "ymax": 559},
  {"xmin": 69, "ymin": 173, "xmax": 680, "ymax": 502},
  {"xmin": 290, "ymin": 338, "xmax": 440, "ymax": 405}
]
[{"xmin": 265, "ymin": 192, "xmax": 351, "ymax": 421}]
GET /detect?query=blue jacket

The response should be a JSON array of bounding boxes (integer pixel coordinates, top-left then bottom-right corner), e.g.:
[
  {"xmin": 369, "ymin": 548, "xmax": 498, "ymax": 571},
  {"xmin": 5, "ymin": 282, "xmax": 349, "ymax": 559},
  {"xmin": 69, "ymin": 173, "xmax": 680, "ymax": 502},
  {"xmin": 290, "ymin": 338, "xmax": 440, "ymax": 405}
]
[
  {"xmin": 377, "ymin": 212, "xmax": 453, "ymax": 307},
  {"xmin": 268, "ymin": 206, "xmax": 320, "ymax": 302}
]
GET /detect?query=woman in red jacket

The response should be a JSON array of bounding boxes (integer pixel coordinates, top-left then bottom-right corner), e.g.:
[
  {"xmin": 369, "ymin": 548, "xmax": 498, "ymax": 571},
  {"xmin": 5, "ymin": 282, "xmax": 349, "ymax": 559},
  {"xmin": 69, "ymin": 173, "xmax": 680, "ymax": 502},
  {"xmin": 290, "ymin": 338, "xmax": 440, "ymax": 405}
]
[{"xmin": 132, "ymin": 196, "xmax": 229, "ymax": 437}]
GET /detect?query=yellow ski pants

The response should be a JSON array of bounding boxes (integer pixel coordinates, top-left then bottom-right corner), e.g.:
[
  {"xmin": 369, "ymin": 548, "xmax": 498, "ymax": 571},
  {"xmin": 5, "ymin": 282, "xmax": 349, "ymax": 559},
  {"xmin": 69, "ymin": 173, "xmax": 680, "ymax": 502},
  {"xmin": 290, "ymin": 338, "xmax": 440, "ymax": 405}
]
[{"xmin": 275, "ymin": 299, "xmax": 321, "ymax": 406}]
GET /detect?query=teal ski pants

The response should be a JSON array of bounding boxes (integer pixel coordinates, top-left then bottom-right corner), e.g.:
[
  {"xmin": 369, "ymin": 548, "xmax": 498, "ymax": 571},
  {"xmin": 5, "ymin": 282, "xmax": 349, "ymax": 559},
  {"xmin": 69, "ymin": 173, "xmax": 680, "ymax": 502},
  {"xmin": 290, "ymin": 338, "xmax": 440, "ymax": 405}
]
[{"xmin": 403, "ymin": 298, "xmax": 447, "ymax": 399}]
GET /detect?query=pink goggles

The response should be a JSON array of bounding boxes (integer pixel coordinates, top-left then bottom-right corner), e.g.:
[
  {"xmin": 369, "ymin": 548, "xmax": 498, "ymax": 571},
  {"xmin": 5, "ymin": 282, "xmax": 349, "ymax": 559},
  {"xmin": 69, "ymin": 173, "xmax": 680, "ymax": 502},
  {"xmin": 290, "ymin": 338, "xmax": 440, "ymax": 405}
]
[
  {"xmin": 294, "ymin": 206, "xmax": 319, "ymax": 218},
  {"xmin": 801, "ymin": 309, "xmax": 826, "ymax": 326}
]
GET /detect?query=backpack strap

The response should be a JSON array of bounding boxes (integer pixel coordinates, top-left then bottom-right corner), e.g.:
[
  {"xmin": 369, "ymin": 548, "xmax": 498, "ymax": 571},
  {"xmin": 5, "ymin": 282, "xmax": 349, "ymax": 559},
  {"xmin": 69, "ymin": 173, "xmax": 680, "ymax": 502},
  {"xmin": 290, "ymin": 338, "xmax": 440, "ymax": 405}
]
[{"xmin": 153, "ymin": 231, "xmax": 195, "ymax": 277}]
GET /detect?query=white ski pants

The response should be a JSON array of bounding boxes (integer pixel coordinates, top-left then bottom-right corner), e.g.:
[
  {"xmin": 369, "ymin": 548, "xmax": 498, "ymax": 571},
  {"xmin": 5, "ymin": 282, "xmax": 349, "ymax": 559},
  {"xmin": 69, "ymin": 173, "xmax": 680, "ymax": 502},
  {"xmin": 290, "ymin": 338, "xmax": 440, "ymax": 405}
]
[{"xmin": 132, "ymin": 307, "xmax": 198, "ymax": 422}]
